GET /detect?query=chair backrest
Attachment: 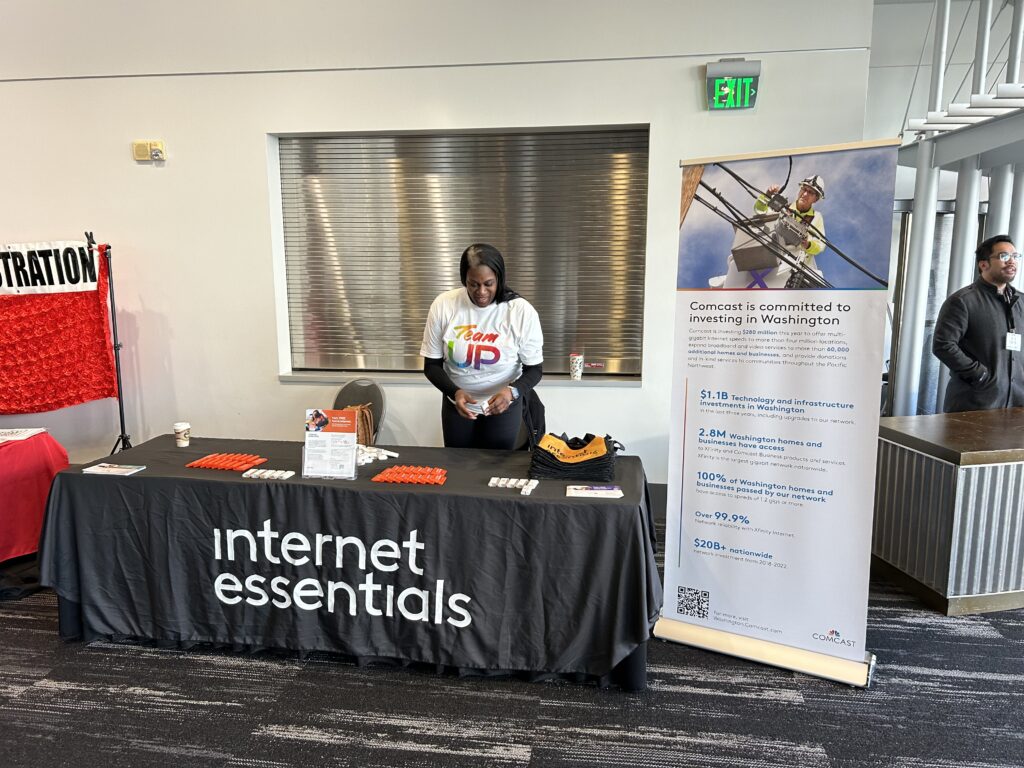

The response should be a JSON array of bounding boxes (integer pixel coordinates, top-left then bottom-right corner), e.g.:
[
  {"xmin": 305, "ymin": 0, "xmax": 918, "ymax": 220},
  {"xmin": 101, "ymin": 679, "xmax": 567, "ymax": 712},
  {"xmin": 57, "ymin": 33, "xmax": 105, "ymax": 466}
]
[{"xmin": 333, "ymin": 378, "xmax": 386, "ymax": 443}]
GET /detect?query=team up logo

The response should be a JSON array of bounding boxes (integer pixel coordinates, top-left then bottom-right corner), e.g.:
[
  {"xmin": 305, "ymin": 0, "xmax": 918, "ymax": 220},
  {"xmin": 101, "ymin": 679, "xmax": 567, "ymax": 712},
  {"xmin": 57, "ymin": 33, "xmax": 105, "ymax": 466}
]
[
  {"xmin": 812, "ymin": 628, "xmax": 856, "ymax": 648},
  {"xmin": 447, "ymin": 324, "xmax": 502, "ymax": 369}
]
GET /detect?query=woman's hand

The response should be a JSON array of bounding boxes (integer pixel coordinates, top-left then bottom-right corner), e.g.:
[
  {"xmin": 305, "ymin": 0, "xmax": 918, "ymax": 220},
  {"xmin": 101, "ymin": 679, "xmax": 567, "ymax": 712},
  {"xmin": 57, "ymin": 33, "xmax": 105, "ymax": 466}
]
[
  {"xmin": 454, "ymin": 389, "xmax": 479, "ymax": 420},
  {"xmin": 486, "ymin": 387, "xmax": 515, "ymax": 416}
]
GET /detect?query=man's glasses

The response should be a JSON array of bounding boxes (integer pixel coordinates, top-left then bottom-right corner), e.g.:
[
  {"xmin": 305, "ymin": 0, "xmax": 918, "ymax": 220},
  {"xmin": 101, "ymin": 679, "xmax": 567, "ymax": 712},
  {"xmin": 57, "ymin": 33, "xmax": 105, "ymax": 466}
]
[{"xmin": 991, "ymin": 252, "xmax": 1020, "ymax": 263}]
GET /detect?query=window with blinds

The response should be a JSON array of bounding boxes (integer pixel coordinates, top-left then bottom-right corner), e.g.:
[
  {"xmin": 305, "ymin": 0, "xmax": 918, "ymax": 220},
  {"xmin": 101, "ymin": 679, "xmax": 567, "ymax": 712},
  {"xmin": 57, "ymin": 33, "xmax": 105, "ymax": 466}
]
[{"xmin": 278, "ymin": 128, "xmax": 648, "ymax": 375}]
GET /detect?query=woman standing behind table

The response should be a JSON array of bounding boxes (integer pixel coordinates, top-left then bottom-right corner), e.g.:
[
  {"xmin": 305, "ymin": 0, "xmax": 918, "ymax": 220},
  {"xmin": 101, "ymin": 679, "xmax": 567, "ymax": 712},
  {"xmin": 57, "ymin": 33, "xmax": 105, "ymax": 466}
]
[{"xmin": 420, "ymin": 243, "xmax": 544, "ymax": 450}]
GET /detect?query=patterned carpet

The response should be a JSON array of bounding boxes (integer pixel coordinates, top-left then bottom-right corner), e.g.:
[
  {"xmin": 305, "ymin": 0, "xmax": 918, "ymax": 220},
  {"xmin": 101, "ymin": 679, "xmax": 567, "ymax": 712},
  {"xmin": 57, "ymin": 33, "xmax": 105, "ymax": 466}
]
[{"xmin": 1, "ymin": 530, "xmax": 1023, "ymax": 767}]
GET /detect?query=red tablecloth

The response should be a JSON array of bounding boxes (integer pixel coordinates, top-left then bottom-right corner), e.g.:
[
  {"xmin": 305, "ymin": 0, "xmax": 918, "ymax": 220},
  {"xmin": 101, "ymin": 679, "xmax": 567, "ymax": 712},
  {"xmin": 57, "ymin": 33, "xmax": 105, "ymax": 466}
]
[{"xmin": 0, "ymin": 433, "xmax": 68, "ymax": 562}]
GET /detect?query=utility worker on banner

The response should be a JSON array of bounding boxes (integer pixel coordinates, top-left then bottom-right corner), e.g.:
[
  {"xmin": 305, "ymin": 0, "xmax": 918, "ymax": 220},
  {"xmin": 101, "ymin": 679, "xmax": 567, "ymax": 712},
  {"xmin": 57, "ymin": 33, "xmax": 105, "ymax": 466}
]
[{"xmin": 710, "ymin": 175, "xmax": 827, "ymax": 289}]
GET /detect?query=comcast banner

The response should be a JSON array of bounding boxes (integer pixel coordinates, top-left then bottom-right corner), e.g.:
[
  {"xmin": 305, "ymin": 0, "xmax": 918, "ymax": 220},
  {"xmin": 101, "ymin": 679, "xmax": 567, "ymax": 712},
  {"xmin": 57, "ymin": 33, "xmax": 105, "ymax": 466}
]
[{"xmin": 654, "ymin": 140, "xmax": 898, "ymax": 686}]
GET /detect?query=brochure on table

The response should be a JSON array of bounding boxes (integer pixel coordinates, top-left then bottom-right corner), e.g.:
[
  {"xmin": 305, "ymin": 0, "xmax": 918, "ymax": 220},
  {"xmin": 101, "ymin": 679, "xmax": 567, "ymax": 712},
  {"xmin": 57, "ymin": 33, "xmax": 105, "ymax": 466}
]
[
  {"xmin": 303, "ymin": 408, "xmax": 358, "ymax": 480},
  {"xmin": 82, "ymin": 463, "xmax": 146, "ymax": 475}
]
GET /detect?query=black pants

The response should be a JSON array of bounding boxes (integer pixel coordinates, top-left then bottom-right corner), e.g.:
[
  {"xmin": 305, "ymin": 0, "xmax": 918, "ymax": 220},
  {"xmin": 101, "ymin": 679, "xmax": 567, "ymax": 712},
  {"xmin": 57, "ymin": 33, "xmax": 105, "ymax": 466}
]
[{"xmin": 441, "ymin": 395, "xmax": 523, "ymax": 450}]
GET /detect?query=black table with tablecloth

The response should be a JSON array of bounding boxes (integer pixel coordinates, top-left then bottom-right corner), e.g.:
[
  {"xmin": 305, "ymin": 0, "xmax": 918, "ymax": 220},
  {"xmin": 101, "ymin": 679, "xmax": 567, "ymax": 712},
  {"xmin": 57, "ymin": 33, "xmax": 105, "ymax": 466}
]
[{"xmin": 39, "ymin": 435, "xmax": 663, "ymax": 689}]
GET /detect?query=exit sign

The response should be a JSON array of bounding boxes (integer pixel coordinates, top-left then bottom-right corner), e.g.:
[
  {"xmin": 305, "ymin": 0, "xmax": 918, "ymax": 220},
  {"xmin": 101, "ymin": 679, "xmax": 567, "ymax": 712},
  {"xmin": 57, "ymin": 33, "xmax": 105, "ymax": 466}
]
[
  {"xmin": 705, "ymin": 59, "xmax": 761, "ymax": 112},
  {"xmin": 708, "ymin": 76, "xmax": 759, "ymax": 110}
]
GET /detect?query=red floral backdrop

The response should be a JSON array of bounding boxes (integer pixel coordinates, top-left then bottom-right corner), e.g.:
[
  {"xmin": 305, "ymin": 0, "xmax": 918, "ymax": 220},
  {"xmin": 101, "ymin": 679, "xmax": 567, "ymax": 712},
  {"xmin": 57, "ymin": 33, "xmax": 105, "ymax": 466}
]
[{"xmin": 0, "ymin": 250, "xmax": 118, "ymax": 414}]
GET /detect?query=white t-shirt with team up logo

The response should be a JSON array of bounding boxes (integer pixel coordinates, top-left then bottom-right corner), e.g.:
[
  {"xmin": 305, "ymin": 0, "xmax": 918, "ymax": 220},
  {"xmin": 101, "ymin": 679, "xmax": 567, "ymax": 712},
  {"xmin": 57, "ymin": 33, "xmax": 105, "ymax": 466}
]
[{"xmin": 420, "ymin": 288, "xmax": 544, "ymax": 399}]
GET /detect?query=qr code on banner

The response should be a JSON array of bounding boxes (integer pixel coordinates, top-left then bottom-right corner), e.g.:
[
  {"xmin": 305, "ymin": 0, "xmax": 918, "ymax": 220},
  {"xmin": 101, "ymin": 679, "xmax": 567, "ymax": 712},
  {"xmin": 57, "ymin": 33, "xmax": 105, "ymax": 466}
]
[{"xmin": 677, "ymin": 586, "xmax": 710, "ymax": 619}]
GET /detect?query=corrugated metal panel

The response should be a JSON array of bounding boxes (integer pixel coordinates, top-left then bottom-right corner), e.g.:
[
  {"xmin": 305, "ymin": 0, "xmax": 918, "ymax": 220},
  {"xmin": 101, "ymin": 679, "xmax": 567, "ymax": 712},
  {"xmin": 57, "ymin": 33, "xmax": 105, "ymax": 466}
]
[
  {"xmin": 873, "ymin": 439, "xmax": 957, "ymax": 593},
  {"xmin": 949, "ymin": 464, "xmax": 1024, "ymax": 596},
  {"xmin": 278, "ymin": 130, "xmax": 649, "ymax": 373}
]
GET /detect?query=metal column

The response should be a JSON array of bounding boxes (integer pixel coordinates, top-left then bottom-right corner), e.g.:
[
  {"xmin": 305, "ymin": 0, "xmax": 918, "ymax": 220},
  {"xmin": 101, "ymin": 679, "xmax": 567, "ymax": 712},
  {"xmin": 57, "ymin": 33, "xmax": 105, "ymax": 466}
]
[
  {"xmin": 1010, "ymin": 162, "xmax": 1024, "ymax": 247},
  {"xmin": 947, "ymin": 0, "xmax": 991, "ymax": 279},
  {"xmin": 1009, "ymin": 0, "xmax": 1024, "ymax": 82},
  {"xmin": 987, "ymin": 164, "xmax": 1014, "ymax": 235},
  {"xmin": 940, "ymin": 1, "xmax": 994, "ymax": 403},
  {"xmin": 894, "ymin": 0, "xmax": 950, "ymax": 417},
  {"xmin": 940, "ymin": 158, "xmax": 983, "ymax": 402},
  {"xmin": 974, "ymin": 0, "xmax": 994, "ymax": 92},
  {"xmin": 1006, "ymin": 2, "xmax": 1024, "ymax": 247},
  {"xmin": 984, "ymin": 0, "xmax": 1023, "ymax": 238}
]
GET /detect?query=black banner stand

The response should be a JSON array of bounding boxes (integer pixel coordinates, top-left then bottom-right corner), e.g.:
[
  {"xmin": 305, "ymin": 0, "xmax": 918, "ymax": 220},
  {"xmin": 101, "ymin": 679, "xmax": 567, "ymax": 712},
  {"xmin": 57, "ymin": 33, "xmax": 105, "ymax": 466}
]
[{"xmin": 85, "ymin": 232, "xmax": 132, "ymax": 453}]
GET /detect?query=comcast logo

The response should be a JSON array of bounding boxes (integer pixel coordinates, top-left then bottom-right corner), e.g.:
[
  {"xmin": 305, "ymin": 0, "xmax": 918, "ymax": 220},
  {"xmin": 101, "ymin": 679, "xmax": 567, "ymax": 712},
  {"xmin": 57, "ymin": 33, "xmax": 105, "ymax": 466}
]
[{"xmin": 812, "ymin": 628, "xmax": 856, "ymax": 647}]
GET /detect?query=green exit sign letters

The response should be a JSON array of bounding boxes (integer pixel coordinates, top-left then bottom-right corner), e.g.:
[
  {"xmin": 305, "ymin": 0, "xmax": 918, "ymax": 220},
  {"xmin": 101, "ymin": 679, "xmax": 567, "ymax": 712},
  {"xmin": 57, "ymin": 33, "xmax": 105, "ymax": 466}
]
[
  {"xmin": 709, "ymin": 76, "xmax": 758, "ymax": 110},
  {"xmin": 705, "ymin": 59, "xmax": 761, "ymax": 112}
]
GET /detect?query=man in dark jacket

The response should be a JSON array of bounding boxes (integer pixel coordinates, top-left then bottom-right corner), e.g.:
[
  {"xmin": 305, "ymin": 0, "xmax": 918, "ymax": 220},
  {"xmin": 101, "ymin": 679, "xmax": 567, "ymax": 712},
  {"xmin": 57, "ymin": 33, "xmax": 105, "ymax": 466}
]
[{"xmin": 933, "ymin": 234, "xmax": 1023, "ymax": 413}]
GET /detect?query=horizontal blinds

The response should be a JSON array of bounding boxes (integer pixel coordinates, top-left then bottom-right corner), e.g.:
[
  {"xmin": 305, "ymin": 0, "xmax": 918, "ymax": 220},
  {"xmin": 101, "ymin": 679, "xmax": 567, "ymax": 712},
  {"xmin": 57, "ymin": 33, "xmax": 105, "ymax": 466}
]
[{"xmin": 279, "ymin": 129, "xmax": 648, "ymax": 374}]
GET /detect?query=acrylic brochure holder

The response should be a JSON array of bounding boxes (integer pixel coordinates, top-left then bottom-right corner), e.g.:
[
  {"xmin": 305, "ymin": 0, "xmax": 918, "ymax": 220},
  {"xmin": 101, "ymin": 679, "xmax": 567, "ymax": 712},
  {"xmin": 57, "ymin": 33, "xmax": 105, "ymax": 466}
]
[{"xmin": 301, "ymin": 408, "xmax": 358, "ymax": 480}]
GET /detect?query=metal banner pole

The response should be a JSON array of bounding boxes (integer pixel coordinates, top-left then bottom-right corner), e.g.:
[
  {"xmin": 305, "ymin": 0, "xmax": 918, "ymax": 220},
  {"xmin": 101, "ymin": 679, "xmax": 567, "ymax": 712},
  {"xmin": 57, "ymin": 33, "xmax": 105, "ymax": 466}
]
[{"xmin": 85, "ymin": 231, "xmax": 132, "ymax": 453}]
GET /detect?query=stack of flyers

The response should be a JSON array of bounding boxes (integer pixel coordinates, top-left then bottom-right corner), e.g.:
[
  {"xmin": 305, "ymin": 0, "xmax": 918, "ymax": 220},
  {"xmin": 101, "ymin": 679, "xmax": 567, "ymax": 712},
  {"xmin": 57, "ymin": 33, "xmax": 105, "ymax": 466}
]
[{"xmin": 0, "ymin": 428, "xmax": 46, "ymax": 444}]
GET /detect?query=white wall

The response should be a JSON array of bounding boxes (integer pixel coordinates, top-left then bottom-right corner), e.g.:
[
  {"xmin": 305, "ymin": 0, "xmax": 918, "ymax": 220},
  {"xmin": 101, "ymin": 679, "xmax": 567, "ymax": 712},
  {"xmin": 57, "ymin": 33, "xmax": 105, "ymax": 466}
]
[{"xmin": 0, "ymin": 1, "xmax": 873, "ymax": 481}]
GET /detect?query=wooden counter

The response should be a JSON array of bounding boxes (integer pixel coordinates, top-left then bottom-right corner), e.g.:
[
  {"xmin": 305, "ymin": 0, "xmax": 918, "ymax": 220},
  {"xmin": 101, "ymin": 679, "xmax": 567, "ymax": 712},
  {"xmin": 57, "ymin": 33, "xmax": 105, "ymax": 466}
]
[
  {"xmin": 879, "ymin": 407, "xmax": 1024, "ymax": 465},
  {"xmin": 873, "ymin": 408, "xmax": 1024, "ymax": 616}
]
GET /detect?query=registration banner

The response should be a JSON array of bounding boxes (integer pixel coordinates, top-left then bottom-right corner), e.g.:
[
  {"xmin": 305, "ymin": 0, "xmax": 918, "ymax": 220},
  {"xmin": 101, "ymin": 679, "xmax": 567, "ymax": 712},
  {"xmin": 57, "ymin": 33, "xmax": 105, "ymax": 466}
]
[
  {"xmin": 654, "ymin": 140, "xmax": 899, "ymax": 685},
  {"xmin": 0, "ymin": 240, "xmax": 117, "ymax": 414},
  {"xmin": 0, "ymin": 241, "xmax": 99, "ymax": 295}
]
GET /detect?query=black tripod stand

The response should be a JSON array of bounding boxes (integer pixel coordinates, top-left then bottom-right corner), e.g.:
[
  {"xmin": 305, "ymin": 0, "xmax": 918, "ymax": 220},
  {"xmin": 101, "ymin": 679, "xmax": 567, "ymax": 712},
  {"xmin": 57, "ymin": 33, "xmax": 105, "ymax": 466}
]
[{"xmin": 86, "ymin": 232, "xmax": 132, "ymax": 453}]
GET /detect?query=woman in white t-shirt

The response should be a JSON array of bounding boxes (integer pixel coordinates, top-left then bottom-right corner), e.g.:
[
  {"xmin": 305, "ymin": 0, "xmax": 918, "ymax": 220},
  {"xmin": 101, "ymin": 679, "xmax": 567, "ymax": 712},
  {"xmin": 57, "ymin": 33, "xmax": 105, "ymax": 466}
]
[{"xmin": 420, "ymin": 243, "xmax": 544, "ymax": 450}]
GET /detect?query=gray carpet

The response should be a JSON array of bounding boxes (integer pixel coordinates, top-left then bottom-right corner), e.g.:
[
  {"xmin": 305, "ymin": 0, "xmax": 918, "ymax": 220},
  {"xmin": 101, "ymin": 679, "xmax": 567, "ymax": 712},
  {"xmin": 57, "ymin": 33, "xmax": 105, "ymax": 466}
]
[{"xmin": 1, "ymin": 539, "xmax": 1023, "ymax": 766}]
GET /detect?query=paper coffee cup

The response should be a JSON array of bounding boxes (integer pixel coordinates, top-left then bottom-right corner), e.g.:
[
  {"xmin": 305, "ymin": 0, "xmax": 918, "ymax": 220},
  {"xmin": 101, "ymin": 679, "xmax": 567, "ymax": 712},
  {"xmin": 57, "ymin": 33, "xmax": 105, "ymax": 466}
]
[
  {"xmin": 569, "ymin": 353, "xmax": 584, "ymax": 381},
  {"xmin": 173, "ymin": 421, "xmax": 191, "ymax": 447}
]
